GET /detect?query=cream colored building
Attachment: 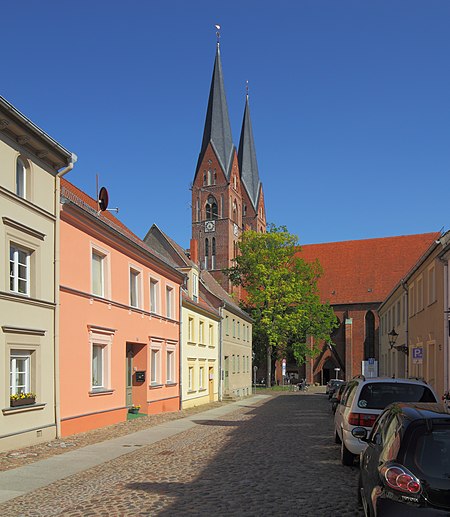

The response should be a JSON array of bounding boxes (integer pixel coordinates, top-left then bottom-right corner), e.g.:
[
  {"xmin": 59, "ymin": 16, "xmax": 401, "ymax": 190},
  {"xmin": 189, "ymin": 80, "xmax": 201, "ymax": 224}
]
[
  {"xmin": 379, "ymin": 232, "xmax": 450, "ymax": 397},
  {"xmin": 0, "ymin": 96, "xmax": 76, "ymax": 451}
]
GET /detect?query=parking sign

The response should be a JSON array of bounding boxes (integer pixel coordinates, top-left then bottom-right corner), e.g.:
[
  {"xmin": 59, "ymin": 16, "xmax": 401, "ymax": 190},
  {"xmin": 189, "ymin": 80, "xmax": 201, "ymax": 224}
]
[{"xmin": 412, "ymin": 347, "xmax": 423, "ymax": 365}]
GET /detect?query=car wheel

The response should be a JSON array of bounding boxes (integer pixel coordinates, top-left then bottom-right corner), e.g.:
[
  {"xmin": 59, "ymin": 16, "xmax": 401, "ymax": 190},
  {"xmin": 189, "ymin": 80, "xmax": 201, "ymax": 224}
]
[
  {"xmin": 341, "ymin": 438, "xmax": 355, "ymax": 466},
  {"xmin": 335, "ymin": 430, "xmax": 341, "ymax": 444}
]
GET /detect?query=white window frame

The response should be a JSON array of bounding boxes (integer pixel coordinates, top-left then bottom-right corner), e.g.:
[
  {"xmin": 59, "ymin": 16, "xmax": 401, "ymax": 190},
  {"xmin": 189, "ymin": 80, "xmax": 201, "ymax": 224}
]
[
  {"xmin": 91, "ymin": 249, "xmax": 107, "ymax": 297},
  {"xmin": 192, "ymin": 272, "xmax": 198, "ymax": 302},
  {"xmin": 9, "ymin": 244, "xmax": 31, "ymax": 296},
  {"xmin": 428, "ymin": 265, "xmax": 436, "ymax": 305},
  {"xmin": 199, "ymin": 366, "xmax": 205, "ymax": 389},
  {"xmin": 417, "ymin": 275, "xmax": 424, "ymax": 312},
  {"xmin": 150, "ymin": 343, "xmax": 162, "ymax": 385},
  {"xmin": 188, "ymin": 366, "xmax": 194, "ymax": 391},
  {"xmin": 10, "ymin": 350, "xmax": 31, "ymax": 395},
  {"xmin": 89, "ymin": 327, "xmax": 114, "ymax": 392},
  {"xmin": 150, "ymin": 277, "xmax": 160, "ymax": 314},
  {"xmin": 92, "ymin": 344, "xmax": 105, "ymax": 389},
  {"xmin": 166, "ymin": 349, "xmax": 175, "ymax": 383},
  {"xmin": 199, "ymin": 320, "xmax": 204, "ymax": 344},
  {"xmin": 16, "ymin": 156, "xmax": 27, "ymax": 199},
  {"xmin": 209, "ymin": 324, "xmax": 213, "ymax": 346},
  {"xmin": 129, "ymin": 267, "xmax": 142, "ymax": 308},
  {"xmin": 166, "ymin": 285, "xmax": 174, "ymax": 319}
]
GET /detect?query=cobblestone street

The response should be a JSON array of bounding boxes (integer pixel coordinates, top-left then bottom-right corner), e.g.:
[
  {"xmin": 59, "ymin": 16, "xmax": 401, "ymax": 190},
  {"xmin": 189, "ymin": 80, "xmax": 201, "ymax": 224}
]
[{"xmin": 1, "ymin": 393, "xmax": 364, "ymax": 516}]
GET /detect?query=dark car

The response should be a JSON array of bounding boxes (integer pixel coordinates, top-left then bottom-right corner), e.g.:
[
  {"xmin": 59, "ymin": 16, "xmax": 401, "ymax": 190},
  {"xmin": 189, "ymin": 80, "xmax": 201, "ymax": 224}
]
[
  {"xmin": 331, "ymin": 382, "xmax": 347, "ymax": 414},
  {"xmin": 357, "ymin": 402, "xmax": 450, "ymax": 516},
  {"xmin": 327, "ymin": 379, "xmax": 345, "ymax": 398}
]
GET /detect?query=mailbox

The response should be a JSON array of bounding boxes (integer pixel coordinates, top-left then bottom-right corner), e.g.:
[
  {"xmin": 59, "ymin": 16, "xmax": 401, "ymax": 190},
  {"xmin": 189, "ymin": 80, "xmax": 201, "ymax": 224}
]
[{"xmin": 135, "ymin": 371, "xmax": 146, "ymax": 383}]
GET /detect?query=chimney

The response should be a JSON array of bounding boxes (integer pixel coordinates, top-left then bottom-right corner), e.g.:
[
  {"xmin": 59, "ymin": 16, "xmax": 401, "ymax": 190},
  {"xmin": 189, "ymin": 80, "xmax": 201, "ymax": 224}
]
[{"xmin": 190, "ymin": 238, "xmax": 199, "ymax": 265}]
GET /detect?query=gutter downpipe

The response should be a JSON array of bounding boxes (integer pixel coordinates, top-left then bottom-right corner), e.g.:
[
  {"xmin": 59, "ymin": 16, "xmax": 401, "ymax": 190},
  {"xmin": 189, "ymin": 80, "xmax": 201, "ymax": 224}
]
[
  {"xmin": 54, "ymin": 153, "xmax": 77, "ymax": 438},
  {"xmin": 401, "ymin": 280, "xmax": 409, "ymax": 378},
  {"xmin": 218, "ymin": 305, "xmax": 224, "ymax": 401},
  {"xmin": 441, "ymin": 257, "xmax": 449, "ymax": 393},
  {"xmin": 178, "ymin": 284, "xmax": 184, "ymax": 410}
]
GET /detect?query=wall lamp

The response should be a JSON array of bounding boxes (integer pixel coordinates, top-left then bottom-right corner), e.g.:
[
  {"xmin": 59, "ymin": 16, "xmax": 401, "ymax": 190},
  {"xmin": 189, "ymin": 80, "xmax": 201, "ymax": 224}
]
[{"xmin": 388, "ymin": 327, "xmax": 409, "ymax": 355}]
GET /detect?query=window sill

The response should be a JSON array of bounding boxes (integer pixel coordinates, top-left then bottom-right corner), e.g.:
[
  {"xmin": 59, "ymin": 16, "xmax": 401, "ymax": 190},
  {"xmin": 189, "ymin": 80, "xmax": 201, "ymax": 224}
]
[
  {"xmin": 89, "ymin": 389, "xmax": 114, "ymax": 396},
  {"xmin": 3, "ymin": 403, "xmax": 46, "ymax": 415},
  {"xmin": 150, "ymin": 383, "xmax": 163, "ymax": 389},
  {"xmin": 198, "ymin": 388, "xmax": 207, "ymax": 392},
  {"xmin": 198, "ymin": 343, "xmax": 206, "ymax": 347},
  {"xmin": 165, "ymin": 382, "xmax": 177, "ymax": 387},
  {"xmin": 187, "ymin": 390, "xmax": 196, "ymax": 394}
]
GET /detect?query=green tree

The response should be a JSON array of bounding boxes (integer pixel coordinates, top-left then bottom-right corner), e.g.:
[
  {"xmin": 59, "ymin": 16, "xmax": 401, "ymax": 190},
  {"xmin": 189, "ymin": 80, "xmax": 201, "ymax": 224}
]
[{"xmin": 226, "ymin": 225, "xmax": 337, "ymax": 387}]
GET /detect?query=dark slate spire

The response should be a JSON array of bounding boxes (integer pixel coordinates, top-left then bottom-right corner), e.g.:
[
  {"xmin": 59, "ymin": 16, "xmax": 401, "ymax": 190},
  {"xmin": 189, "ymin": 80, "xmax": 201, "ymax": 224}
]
[
  {"xmin": 196, "ymin": 43, "xmax": 235, "ymax": 179},
  {"xmin": 238, "ymin": 93, "xmax": 261, "ymax": 209}
]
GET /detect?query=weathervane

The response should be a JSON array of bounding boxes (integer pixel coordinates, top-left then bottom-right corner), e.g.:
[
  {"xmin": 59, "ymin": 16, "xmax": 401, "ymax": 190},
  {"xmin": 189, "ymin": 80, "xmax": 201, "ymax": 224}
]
[{"xmin": 215, "ymin": 24, "xmax": 221, "ymax": 44}]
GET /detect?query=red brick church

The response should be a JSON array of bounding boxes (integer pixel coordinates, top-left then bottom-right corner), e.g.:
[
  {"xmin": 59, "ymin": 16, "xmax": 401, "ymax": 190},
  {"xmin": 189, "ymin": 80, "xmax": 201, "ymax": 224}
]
[{"xmin": 190, "ymin": 37, "xmax": 438, "ymax": 385}]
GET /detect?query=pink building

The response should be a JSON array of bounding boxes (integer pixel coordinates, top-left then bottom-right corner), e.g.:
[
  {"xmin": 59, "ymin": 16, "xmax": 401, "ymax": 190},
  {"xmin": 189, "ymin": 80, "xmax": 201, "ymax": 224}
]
[{"xmin": 59, "ymin": 179, "xmax": 184, "ymax": 436}]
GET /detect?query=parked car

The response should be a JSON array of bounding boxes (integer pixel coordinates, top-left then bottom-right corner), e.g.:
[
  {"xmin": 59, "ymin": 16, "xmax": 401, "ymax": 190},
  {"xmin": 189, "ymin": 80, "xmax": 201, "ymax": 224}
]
[
  {"xmin": 327, "ymin": 379, "xmax": 345, "ymax": 398},
  {"xmin": 331, "ymin": 382, "xmax": 347, "ymax": 414},
  {"xmin": 357, "ymin": 402, "xmax": 450, "ymax": 516},
  {"xmin": 334, "ymin": 376, "xmax": 438, "ymax": 466}
]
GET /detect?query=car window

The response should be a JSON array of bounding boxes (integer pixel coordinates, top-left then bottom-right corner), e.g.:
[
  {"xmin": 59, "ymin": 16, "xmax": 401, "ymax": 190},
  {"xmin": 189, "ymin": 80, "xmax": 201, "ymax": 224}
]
[
  {"xmin": 357, "ymin": 383, "xmax": 437, "ymax": 410},
  {"xmin": 342, "ymin": 382, "xmax": 358, "ymax": 407},
  {"xmin": 405, "ymin": 424, "xmax": 450, "ymax": 479},
  {"xmin": 380, "ymin": 415, "xmax": 401, "ymax": 462},
  {"xmin": 369, "ymin": 411, "xmax": 390, "ymax": 445}
]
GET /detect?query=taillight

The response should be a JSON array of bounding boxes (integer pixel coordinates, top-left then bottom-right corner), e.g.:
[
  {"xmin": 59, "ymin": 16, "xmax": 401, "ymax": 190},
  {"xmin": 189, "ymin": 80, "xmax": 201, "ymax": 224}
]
[
  {"xmin": 380, "ymin": 464, "xmax": 421, "ymax": 494},
  {"xmin": 348, "ymin": 412, "xmax": 378, "ymax": 427}
]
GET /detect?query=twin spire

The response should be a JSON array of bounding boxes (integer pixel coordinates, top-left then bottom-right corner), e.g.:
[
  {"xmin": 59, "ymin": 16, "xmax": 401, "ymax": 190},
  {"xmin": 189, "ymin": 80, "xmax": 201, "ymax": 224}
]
[{"xmin": 196, "ymin": 35, "xmax": 261, "ymax": 209}]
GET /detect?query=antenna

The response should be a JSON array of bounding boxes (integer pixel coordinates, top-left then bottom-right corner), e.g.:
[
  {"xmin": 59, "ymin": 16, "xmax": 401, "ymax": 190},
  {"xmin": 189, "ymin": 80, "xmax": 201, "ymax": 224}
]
[
  {"xmin": 246, "ymin": 80, "xmax": 249, "ymax": 98},
  {"xmin": 215, "ymin": 24, "xmax": 221, "ymax": 44}
]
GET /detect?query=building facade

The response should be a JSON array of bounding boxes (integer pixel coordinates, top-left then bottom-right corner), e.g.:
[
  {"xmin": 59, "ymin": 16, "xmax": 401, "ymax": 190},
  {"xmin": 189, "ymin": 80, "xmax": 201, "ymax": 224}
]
[
  {"xmin": 59, "ymin": 180, "xmax": 184, "ymax": 436},
  {"xmin": 0, "ymin": 96, "xmax": 76, "ymax": 452}
]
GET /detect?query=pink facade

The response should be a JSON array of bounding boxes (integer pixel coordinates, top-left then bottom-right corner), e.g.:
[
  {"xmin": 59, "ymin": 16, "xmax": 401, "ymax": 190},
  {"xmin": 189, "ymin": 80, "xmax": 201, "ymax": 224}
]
[{"xmin": 59, "ymin": 180, "xmax": 183, "ymax": 436}]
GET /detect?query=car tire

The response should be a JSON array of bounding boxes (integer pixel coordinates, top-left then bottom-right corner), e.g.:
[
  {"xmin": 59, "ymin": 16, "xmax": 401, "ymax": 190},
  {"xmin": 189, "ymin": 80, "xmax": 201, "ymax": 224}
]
[
  {"xmin": 341, "ymin": 439, "xmax": 355, "ymax": 466},
  {"xmin": 335, "ymin": 430, "xmax": 341, "ymax": 444}
]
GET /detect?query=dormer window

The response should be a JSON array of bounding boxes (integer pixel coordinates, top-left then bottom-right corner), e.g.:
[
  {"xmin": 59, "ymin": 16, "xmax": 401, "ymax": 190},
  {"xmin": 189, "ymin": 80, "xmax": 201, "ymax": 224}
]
[
  {"xmin": 192, "ymin": 271, "xmax": 198, "ymax": 302},
  {"xmin": 205, "ymin": 195, "xmax": 218, "ymax": 220}
]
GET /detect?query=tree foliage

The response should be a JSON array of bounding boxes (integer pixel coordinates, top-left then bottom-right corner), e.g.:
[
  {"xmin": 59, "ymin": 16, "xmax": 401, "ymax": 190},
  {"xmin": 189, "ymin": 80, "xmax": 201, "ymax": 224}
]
[{"xmin": 226, "ymin": 225, "xmax": 337, "ymax": 380}]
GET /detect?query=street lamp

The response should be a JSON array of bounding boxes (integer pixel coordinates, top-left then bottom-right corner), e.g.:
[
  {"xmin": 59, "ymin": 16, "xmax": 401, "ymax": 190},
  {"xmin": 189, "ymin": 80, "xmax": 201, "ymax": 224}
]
[{"xmin": 388, "ymin": 327, "xmax": 399, "ymax": 349}]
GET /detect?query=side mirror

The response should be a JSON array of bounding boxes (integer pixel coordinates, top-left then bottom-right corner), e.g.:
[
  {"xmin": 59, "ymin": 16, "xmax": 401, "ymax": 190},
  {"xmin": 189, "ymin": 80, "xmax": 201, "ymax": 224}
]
[{"xmin": 351, "ymin": 427, "xmax": 368, "ymax": 441}]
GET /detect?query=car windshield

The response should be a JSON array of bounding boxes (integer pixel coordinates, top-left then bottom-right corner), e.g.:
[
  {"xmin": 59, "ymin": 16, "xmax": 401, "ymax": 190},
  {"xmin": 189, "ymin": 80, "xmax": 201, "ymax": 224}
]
[
  {"xmin": 357, "ymin": 383, "xmax": 437, "ymax": 410},
  {"xmin": 406, "ymin": 425, "xmax": 450, "ymax": 479}
]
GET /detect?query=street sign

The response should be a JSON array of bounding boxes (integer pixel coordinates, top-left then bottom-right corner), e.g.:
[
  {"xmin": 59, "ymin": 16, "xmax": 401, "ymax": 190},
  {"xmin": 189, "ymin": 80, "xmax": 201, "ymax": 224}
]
[
  {"xmin": 282, "ymin": 359, "xmax": 286, "ymax": 376},
  {"xmin": 412, "ymin": 347, "xmax": 423, "ymax": 365},
  {"xmin": 368, "ymin": 358, "xmax": 375, "ymax": 365}
]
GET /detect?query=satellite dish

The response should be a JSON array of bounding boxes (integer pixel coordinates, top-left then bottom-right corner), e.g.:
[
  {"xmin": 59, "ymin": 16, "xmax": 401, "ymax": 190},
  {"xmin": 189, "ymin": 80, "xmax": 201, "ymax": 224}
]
[{"xmin": 98, "ymin": 187, "xmax": 109, "ymax": 211}]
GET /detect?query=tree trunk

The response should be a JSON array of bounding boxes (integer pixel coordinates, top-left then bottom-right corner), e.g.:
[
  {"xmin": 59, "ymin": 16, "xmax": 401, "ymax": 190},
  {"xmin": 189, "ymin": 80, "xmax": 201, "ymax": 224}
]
[{"xmin": 266, "ymin": 344, "xmax": 272, "ymax": 388}]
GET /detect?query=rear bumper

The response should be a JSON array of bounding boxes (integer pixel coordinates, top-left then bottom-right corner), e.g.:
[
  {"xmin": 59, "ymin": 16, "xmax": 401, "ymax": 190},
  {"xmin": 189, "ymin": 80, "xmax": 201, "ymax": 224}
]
[{"xmin": 375, "ymin": 496, "xmax": 449, "ymax": 516}]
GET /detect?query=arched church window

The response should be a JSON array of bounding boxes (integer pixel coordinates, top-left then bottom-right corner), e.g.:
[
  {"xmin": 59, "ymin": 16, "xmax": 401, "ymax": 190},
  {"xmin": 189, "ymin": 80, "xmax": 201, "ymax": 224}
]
[
  {"xmin": 211, "ymin": 238, "xmax": 216, "ymax": 269},
  {"xmin": 206, "ymin": 195, "xmax": 218, "ymax": 220},
  {"xmin": 214, "ymin": 170, "xmax": 217, "ymax": 185},
  {"xmin": 232, "ymin": 200, "xmax": 237, "ymax": 222},
  {"xmin": 203, "ymin": 171, "xmax": 206, "ymax": 186},
  {"xmin": 364, "ymin": 311, "xmax": 375, "ymax": 360},
  {"xmin": 207, "ymin": 169, "xmax": 213, "ymax": 185},
  {"xmin": 243, "ymin": 204, "xmax": 247, "ymax": 217}
]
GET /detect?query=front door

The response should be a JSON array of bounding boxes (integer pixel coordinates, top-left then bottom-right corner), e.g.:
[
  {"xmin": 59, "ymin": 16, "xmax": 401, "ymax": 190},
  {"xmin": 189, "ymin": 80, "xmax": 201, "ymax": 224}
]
[
  {"xmin": 224, "ymin": 356, "xmax": 229, "ymax": 392},
  {"xmin": 126, "ymin": 344, "xmax": 133, "ymax": 407},
  {"xmin": 209, "ymin": 367, "xmax": 214, "ymax": 402}
]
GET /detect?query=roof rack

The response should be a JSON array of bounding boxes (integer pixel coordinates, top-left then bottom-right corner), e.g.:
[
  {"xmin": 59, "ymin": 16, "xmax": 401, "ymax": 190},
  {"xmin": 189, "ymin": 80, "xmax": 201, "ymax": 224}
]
[{"xmin": 353, "ymin": 374, "xmax": 366, "ymax": 381}]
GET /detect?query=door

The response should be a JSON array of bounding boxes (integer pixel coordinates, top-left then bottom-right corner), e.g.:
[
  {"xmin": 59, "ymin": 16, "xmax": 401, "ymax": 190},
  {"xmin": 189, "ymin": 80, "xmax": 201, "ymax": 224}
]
[
  {"xmin": 209, "ymin": 367, "xmax": 214, "ymax": 402},
  {"xmin": 224, "ymin": 356, "xmax": 229, "ymax": 392},
  {"xmin": 126, "ymin": 344, "xmax": 133, "ymax": 407}
]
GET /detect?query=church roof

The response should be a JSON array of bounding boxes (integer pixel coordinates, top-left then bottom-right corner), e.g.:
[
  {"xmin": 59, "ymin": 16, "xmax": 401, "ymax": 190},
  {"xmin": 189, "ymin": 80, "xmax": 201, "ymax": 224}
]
[
  {"xmin": 298, "ymin": 232, "xmax": 440, "ymax": 306},
  {"xmin": 196, "ymin": 43, "xmax": 235, "ymax": 179},
  {"xmin": 238, "ymin": 95, "xmax": 261, "ymax": 209}
]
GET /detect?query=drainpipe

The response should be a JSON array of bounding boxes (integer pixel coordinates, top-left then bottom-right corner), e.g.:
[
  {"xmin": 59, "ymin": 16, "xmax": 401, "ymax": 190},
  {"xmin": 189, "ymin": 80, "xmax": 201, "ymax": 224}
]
[
  {"xmin": 218, "ymin": 305, "xmax": 224, "ymax": 401},
  {"xmin": 54, "ymin": 153, "xmax": 77, "ymax": 438},
  {"xmin": 178, "ymin": 284, "xmax": 183, "ymax": 410},
  {"xmin": 440, "ymin": 257, "xmax": 449, "ymax": 393},
  {"xmin": 401, "ymin": 280, "xmax": 408, "ymax": 377}
]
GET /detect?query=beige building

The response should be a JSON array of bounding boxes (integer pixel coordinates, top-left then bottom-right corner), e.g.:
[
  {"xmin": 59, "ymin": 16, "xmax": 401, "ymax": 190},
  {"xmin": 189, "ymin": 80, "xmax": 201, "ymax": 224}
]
[
  {"xmin": 379, "ymin": 231, "xmax": 450, "ymax": 397},
  {"xmin": 0, "ymin": 96, "xmax": 76, "ymax": 451}
]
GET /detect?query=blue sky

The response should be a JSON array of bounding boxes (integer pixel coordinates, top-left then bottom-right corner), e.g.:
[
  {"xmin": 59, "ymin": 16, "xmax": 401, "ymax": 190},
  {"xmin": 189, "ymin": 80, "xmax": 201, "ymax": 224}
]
[{"xmin": 3, "ymin": 1, "xmax": 450, "ymax": 247}]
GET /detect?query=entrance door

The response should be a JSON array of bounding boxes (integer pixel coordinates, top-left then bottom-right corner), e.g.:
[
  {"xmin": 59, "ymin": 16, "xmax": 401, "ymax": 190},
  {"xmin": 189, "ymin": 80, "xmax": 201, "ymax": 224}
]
[
  {"xmin": 209, "ymin": 367, "xmax": 214, "ymax": 402},
  {"xmin": 224, "ymin": 356, "xmax": 229, "ymax": 392},
  {"xmin": 126, "ymin": 344, "xmax": 133, "ymax": 407}
]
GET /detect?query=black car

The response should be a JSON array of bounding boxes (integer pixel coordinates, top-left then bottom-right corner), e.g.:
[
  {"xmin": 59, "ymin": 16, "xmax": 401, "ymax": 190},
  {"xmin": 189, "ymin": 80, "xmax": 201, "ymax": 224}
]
[
  {"xmin": 327, "ymin": 379, "xmax": 345, "ymax": 398},
  {"xmin": 357, "ymin": 402, "xmax": 450, "ymax": 516},
  {"xmin": 331, "ymin": 382, "xmax": 347, "ymax": 414}
]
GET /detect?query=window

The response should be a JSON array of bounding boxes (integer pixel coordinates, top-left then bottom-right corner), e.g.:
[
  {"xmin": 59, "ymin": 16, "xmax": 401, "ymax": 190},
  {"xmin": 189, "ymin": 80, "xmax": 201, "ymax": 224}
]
[
  {"xmin": 199, "ymin": 366, "xmax": 205, "ymax": 389},
  {"xmin": 151, "ymin": 349, "xmax": 160, "ymax": 385},
  {"xmin": 204, "ymin": 238, "xmax": 209, "ymax": 269},
  {"xmin": 237, "ymin": 355, "xmax": 240, "ymax": 373},
  {"xmin": 192, "ymin": 272, "xmax": 199, "ymax": 302},
  {"xmin": 150, "ymin": 278, "xmax": 160, "ymax": 313},
  {"xmin": 92, "ymin": 344, "xmax": 104, "ymax": 388},
  {"xmin": 10, "ymin": 245, "xmax": 30, "ymax": 295},
  {"xmin": 205, "ymin": 195, "xmax": 218, "ymax": 220},
  {"xmin": 232, "ymin": 355, "xmax": 235, "ymax": 374},
  {"xmin": 209, "ymin": 324, "xmax": 213, "ymax": 346},
  {"xmin": 225, "ymin": 315, "xmax": 229, "ymax": 335},
  {"xmin": 130, "ymin": 269, "xmax": 141, "ymax": 308},
  {"xmin": 417, "ymin": 276, "xmax": 424, "ymax": 312},
  {"xmin": 211, "ymin": 238, "xmax": 216, "ymax": 269},
  {"xmin": 166, "ymin": 286, "xmax": 174, "ymax": 319},
  {"xmin": 92, "ymin": 251, "xmax": 105, "ymax": 297},
  {"xmin": 16, "ymin": 157, "xmax": 28, "ymax": 199},
  {"xmin": 166, "ymin": 350, "xmax": 175, "ymax": 383},
  {"xmin": 237, "ymin": 321, "xmax": 240, "ymax": 339},
  {"xmin": 409, "ymin": 283, "xmax": 416, "ymax": 317},
  {"xmin": 233, "ymin": 319, "xmax": 236, "ymax": 338},
  {"xmin": 188, "ymin": 317, "xmax": 194, "ymax": 342},
  {"xmin": 396, "ymin": 300, "xmax": 401, "ymax": 327},
  {"xmin": 428, "ymin": 266, "xmax": 436, "ymax": 305},
  {"xmin": 10, "ymin": 350, "xmax": 31, "ymax": 395},
  {"xmin": 188, "ymin": 366, "xmax": 194, "ymax": 391},
  {"xmin": 199, "ymin": 321, "xmax": 204, "ymax": 344}
]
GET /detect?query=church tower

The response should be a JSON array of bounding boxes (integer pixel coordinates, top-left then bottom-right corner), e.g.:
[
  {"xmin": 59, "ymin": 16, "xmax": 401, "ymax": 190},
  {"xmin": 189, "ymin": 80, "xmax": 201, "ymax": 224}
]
[{"xmin": 191, "ymin": 39, "xmax": 266, "ymax": 293}]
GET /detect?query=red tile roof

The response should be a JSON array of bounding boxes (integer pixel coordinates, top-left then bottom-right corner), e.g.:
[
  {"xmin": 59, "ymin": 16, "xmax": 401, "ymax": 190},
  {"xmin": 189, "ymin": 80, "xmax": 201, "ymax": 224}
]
[{"xmin": 297, "ymin": 233, "xmax": 439, "ymax": 305}]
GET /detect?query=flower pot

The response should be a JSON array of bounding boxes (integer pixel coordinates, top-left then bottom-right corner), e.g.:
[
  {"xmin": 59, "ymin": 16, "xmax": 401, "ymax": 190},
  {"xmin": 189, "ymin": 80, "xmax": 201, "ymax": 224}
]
[
  {"xmin": 10, "ymin": 397, "xmax": 35, "ymax": 407},
  {"xmin": 129, "ymin": 408, "xmax": 139, "ymax": 414}
]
